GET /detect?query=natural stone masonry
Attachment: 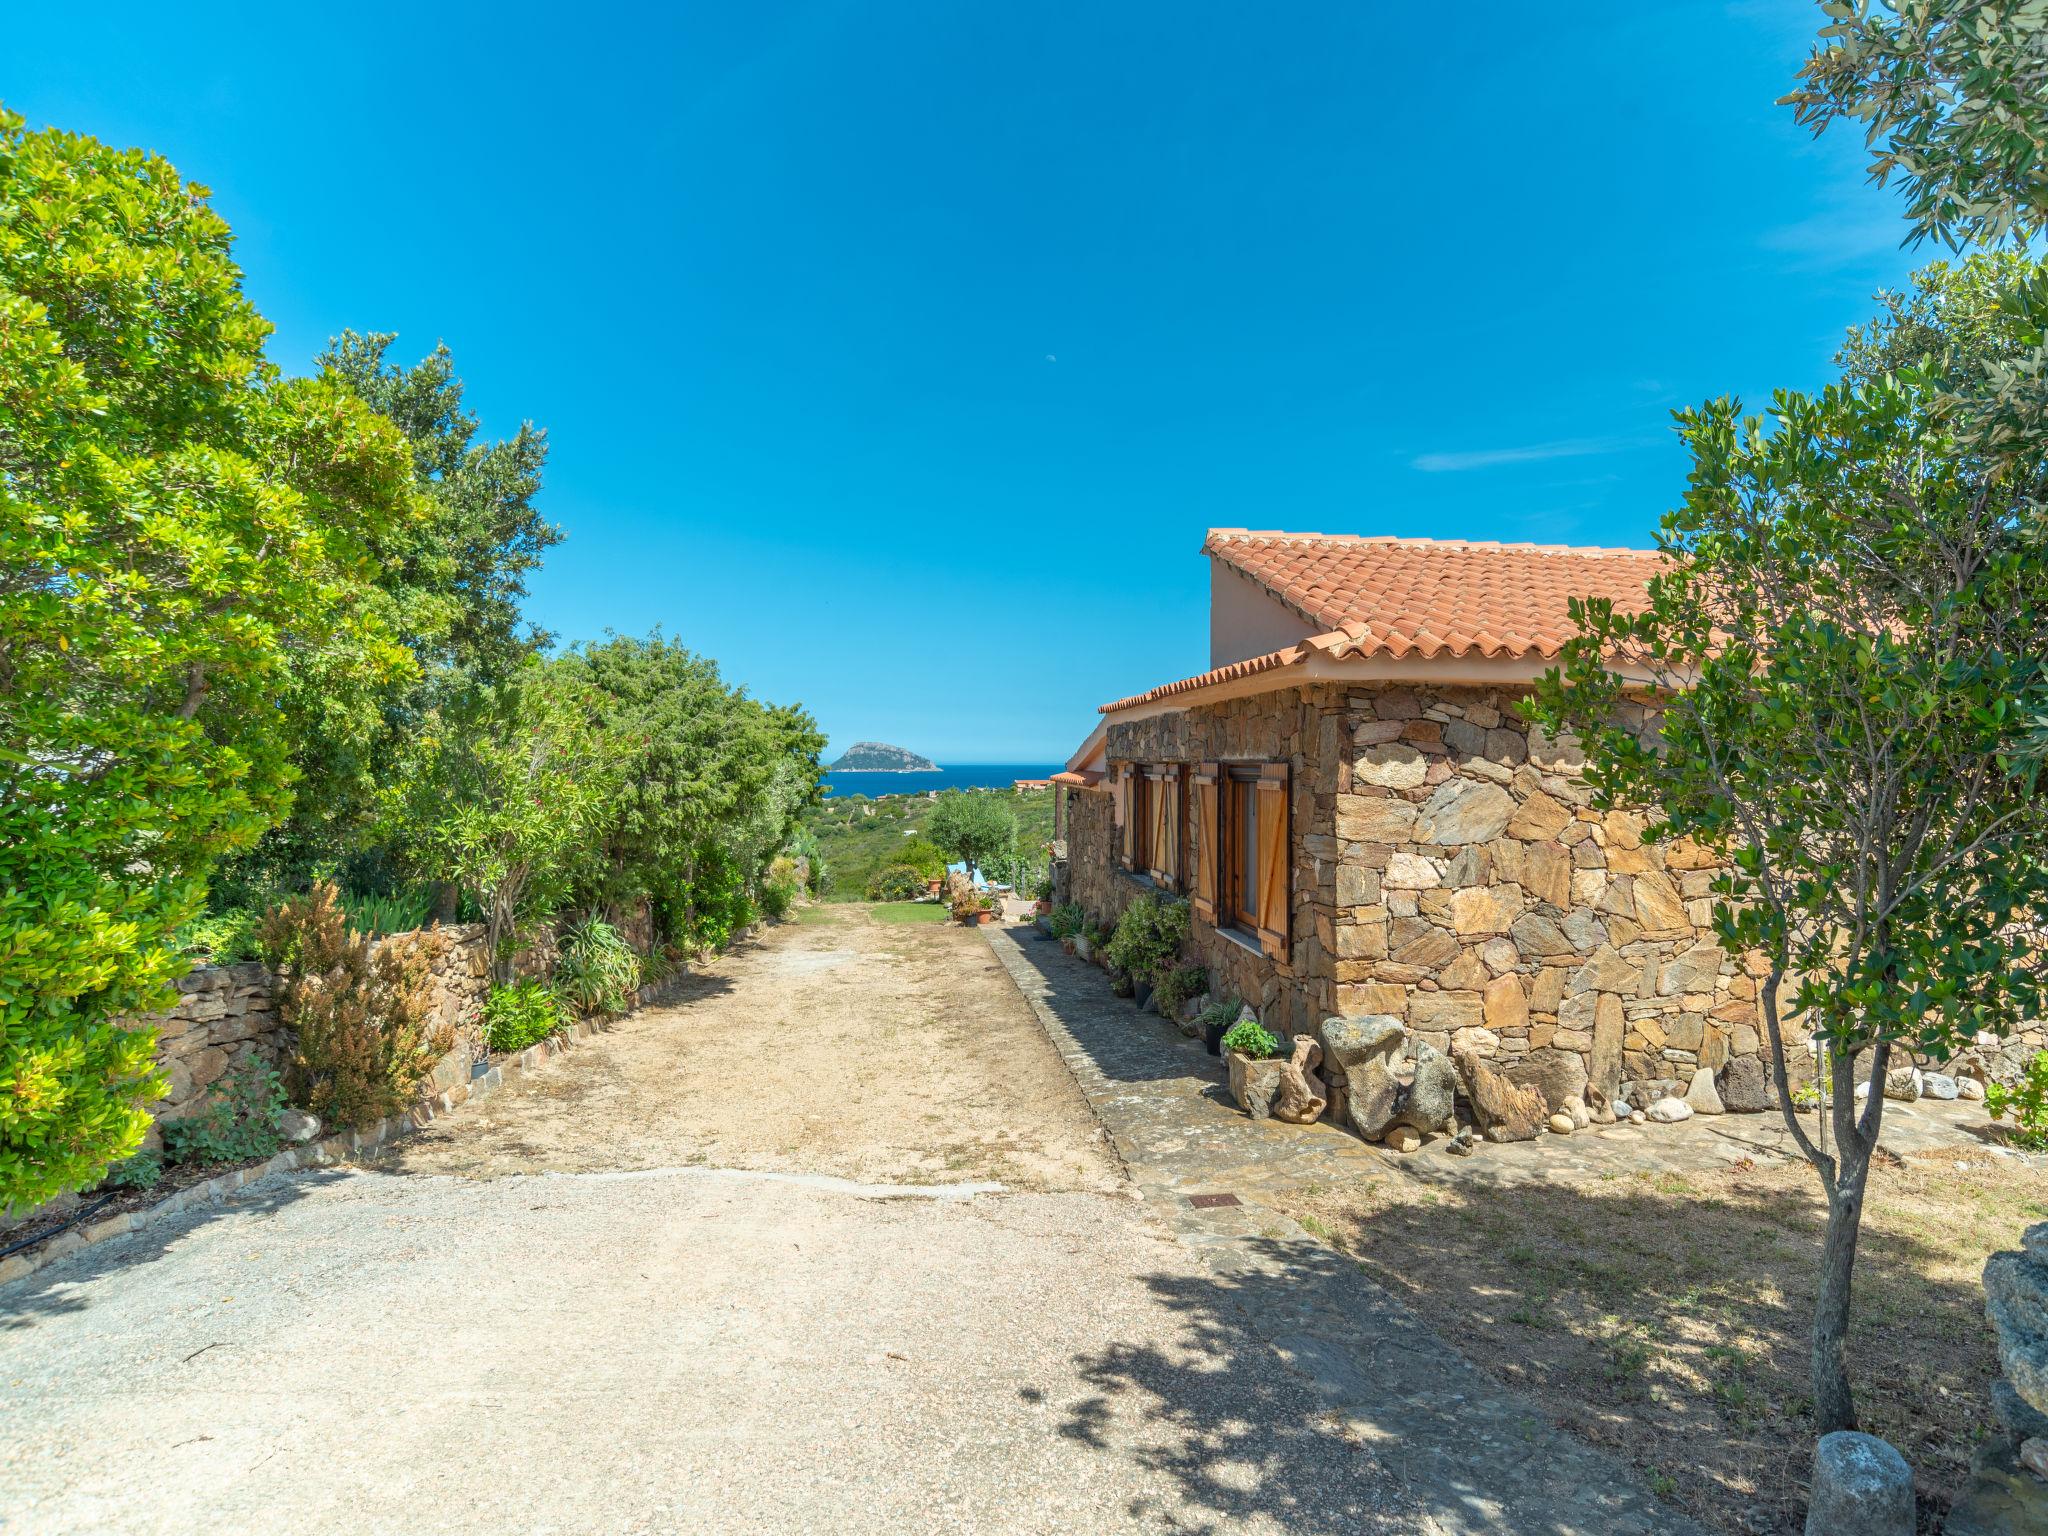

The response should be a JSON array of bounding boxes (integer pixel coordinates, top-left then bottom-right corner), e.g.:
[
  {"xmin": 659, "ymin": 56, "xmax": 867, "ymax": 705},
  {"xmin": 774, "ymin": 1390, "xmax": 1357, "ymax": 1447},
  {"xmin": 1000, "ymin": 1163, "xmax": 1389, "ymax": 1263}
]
[
  {"xmin": 985, "ymin": 922, "xmax": 1707, "ymax": 1536},
  {"xmin": 1069, "ymin": 681, "xmax": 2045, "ymax": 1145}
]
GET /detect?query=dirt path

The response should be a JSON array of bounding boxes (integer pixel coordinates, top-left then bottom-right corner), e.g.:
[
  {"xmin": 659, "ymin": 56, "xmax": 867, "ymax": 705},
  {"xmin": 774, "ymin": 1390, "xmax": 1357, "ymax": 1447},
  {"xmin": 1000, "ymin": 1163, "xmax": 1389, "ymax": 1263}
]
[{"xmin": 388, "ymin": 904, "xmax": 1122, "ymax": 1191}]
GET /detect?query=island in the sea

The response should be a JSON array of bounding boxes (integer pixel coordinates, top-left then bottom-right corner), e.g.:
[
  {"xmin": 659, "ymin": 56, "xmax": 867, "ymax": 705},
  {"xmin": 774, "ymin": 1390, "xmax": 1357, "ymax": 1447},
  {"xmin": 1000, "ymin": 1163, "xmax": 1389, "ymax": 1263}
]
[{"xmin": 828, "ymin": 741, "xmax": 938, "ymax": 773}]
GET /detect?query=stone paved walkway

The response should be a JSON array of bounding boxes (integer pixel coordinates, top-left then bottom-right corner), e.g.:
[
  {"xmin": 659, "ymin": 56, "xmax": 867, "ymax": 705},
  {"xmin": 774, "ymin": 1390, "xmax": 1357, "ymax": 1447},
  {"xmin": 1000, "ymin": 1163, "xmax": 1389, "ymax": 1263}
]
[{"xmin": 986, "ymin": 922, "xmax": 1710, "ymax": 1536}]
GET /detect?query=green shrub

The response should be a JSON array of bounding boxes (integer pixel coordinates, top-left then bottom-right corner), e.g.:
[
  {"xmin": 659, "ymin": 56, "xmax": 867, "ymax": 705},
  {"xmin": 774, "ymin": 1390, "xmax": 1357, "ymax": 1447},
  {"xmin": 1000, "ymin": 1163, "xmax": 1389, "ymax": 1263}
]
[
  {"xmin": 1195, "ymin": 996, "xmax": 1243, "ymax": 1037},
  {"xmin": 555, "ymin": 919, "xmax": 642, "ymax": 1015},
  {"xmin": 1987, "ymin": 1050, "xmax": 2048, "ymax": 1150},
  {"xmin": 1047, "ymin": 903, "xmax": 1085, "ymax": 940},
  {"xmin": 1151, "ymin": 964, "xmax": 1209, "ymax": 1018},
  {"xmin": 759, "ymin": 878, "xmax": 800, "ymax": 921},
  {"xmin": 339, "ymin": 886, "xmax": 435, "ymax": 938},
  {"xmin": 177, "ymin": 908, "xmax": 266, "ymax": 962},
  {"xmin": 1220, "ymin": 1018, "xmax": 1282, "ymax": 1060},
  {"xmin": 1104, "ymin": 894, "xmax": 1191, "ymax": 983},
  {"xmin": 101, "ymin": 1150, "xmax": 163, "ymax": 1192},
  {"xmin": 868, "ymin": 864, "xmax": 929, "ymax": 902},
  {"xmin": 483, "ymin": 980, "xmax": 569, "ymax": 1053},
  {"xmin": 162, "ymin": 1060, "xmax": 288, "ymax": 1166},
  {"xmin": 1034, "ymin": 875, "xmax": 1055, "ymax": 903}
]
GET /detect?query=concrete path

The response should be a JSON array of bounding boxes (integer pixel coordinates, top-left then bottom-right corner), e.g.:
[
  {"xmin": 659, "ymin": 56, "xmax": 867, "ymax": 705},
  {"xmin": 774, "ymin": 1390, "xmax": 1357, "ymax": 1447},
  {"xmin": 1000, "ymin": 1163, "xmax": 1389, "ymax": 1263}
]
[{"xmin": 4, "ymin": 908, "xmax": 1698, "ymax": 1535}]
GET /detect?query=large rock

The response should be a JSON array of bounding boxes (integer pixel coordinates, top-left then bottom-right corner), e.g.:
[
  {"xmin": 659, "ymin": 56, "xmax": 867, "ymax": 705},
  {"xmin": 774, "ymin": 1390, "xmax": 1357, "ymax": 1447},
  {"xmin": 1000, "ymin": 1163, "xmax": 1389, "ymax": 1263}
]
[
  {"xmin": 1454, "ymin": 1046, "xmax": 1545, "ymax": 1143},
  {"xmin": 1984, "ymin": 1224, "xmax": 2048, "ymax": 1436},
  {"xmin": 1227, "ymin": 1050, "xmax": 1288, "ymax": 1120},
  {"xmin": 1589, "ymin": 993, "xmax": 1624, "ymax": 1101},
  {"xmin": 1718, "ymin": 1054, "xmax": 1775, "ymax": 1113},
  {"xmin": 1503, "ymin": 1048, "xmax": 1588, "ymax": 1116},
  {"xmin": 1883, "ymin": 1066, "xmax": 1923, "ymax": 1102},
  {"xmin": 1804, "ymin": 1431, "xmax": 1913, "ymax": 1536},
  {"xmin": 1684, "ymin": 1066, "xmax": 1725, "ymax": 1115},
  {"xmin": 1648, "ymin": 1096, "xmax": 1694, "ymax": 1123},
  {"xmin": 1320, "ymin": 1015, "xmax": 1407, "ymax": 1140},
  {"xmin": 1272, "ymin": 1035, "xmax": 1328, "ymax": 1125},
  {"xmin": 1394, "ymin": 1039, "xmax": 1457, "ymax": 1135}
]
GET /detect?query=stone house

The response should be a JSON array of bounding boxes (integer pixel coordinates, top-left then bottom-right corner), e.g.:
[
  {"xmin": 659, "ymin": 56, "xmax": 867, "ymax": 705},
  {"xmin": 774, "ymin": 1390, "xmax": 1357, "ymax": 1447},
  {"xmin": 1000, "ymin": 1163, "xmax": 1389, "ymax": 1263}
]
[{"xmin": 1053, "ymin": 528, "xmax": 1781, "ymax": 1117}]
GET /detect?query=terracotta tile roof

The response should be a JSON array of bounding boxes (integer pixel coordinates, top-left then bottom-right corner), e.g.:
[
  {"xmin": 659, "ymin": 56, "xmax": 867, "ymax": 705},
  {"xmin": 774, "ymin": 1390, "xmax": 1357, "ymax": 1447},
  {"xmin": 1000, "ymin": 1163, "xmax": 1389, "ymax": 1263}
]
[
  {"xmin": 1098, "ymin": 643, "xmax": 1307, "ymax": 714},
  {"xmin": 1206, "ymin": 528, "xmax": 1664, "ymax": 663},
  {"xmin": 1096, "ymin": 529, "xmax": 1665, "ymax": 714}
]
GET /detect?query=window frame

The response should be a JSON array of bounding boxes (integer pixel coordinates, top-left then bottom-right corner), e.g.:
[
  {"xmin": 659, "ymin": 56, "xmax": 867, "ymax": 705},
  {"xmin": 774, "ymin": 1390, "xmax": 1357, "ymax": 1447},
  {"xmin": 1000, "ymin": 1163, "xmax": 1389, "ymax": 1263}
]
[{"xmin": 1219, "ymin": 766, "xmax": 1263, "ymax": 939}]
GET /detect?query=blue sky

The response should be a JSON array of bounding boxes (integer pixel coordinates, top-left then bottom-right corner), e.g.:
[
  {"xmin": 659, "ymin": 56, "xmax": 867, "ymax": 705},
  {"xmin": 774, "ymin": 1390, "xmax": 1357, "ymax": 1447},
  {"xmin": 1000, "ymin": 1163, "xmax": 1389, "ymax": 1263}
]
[{"xmin": 10, "ymin": 2, "xmax": 1926, "ymax": 762}]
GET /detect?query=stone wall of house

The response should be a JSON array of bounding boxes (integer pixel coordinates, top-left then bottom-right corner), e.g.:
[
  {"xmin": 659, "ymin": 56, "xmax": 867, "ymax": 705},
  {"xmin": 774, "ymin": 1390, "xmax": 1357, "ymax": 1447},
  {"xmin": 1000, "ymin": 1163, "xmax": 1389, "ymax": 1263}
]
[
  {"xmin": 1096, "ymin": 686, "xmax": 1349, "ymax": 1039},
  {"xmin": 1331, "ymin": 682, "xmax": 1760, "ymax": 1108}
]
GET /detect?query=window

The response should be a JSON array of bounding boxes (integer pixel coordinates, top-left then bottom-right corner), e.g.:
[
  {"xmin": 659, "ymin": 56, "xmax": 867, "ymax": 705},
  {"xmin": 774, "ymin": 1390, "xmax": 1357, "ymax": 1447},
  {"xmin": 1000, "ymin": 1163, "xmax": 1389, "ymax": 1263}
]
[
  {"xmin": 1117, "ymin": 763, "xmax": 1183, "ymax": 889},
  {"xmin": 1190, "ymin": 760, "xmax": 1289, "ymax": 961}
]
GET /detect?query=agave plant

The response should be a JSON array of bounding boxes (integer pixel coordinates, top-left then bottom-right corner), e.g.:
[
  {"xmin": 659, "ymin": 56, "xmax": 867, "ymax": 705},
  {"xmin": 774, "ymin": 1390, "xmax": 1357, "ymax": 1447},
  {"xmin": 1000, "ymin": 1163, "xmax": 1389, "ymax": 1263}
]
[{"xmin": 553, "ymin": 919, "xmax": 642, "ymax": 1015}]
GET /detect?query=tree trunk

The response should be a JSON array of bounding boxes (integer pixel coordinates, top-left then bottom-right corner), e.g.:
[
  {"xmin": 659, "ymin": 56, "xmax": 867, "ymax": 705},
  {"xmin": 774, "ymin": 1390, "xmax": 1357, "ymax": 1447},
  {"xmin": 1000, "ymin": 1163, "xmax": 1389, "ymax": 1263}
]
[{"xmin": 1812, "ymin": 1151, "xmax": 1870, "ymax": 1433}]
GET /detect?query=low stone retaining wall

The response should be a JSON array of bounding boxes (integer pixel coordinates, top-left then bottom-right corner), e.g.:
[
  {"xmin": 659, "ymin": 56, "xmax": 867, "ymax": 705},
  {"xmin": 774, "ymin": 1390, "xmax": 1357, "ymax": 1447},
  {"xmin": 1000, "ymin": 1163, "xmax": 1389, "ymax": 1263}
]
[{"xmin": 0, "ymin": 965, "xmax": 694, "ymax": 1291}]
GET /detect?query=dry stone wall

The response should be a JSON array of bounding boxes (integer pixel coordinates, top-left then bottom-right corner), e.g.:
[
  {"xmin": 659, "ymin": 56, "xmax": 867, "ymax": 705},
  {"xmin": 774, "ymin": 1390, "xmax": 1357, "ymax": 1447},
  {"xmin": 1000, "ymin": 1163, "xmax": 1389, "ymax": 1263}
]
[{"xmin": 138, "ymin": 922, "xmax": 499, "ymax": 1148}]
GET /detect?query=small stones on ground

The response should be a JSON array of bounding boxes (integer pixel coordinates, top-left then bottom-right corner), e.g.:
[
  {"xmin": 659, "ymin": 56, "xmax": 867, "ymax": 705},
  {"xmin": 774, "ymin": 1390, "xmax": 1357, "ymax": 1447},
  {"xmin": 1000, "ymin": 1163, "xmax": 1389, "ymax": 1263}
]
[
  {"xmin": 1445, "ymin": 1128, "xmax": 1475, "ymax": 1156},
  {"xmin": 1547, "ymin": 1113, "xmax": 1574, "ymax": 1136},
  {"xmin": 1566, "ymin": 1097, "xmax": 1590, "ymax": 1129},
  {"xmin": 1629, "ymin": 1109, "xmax": 1647, "ymax": 1124},
  {"xmin": 1959, "ymin": 1076, "xmax": 1987, "ymax": 1101},
  {"xmin": 1805, "ymin": 1430, "xmax": 1914, "ymax": 1536},
  {"xmin": 1649, "ymin": 1097, "xmax": 1694, "ymax": 1124}
]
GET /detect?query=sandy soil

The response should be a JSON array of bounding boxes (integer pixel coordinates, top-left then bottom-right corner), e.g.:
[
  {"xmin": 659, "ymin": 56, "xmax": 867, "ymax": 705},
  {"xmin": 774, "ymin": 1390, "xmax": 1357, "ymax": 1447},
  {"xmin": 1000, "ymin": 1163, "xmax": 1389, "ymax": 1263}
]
[{"xmin": 385, "ymin": 905, "xmax": 1124, "ymax": 1193}]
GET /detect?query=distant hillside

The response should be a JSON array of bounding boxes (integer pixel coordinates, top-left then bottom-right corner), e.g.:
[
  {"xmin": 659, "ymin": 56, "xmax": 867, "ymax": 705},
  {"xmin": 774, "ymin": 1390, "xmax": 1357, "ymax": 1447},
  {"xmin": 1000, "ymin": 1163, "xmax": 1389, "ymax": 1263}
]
[{"xmin": 829, "ymin": 741, "xmax": 937, "ymax": 772}]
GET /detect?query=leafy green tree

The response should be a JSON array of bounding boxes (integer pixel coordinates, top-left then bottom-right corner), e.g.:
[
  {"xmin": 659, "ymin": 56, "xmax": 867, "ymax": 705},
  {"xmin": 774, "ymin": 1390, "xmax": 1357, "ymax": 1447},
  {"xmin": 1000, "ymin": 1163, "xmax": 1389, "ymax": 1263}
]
[
  {"xmin": 411, "ymin": 660, "xmax": 622, "ymax": 984},
  {"xmin": 925, "ymin": 792, "xmax": 1017, "ymax": 879},
  {"xmin": 236, "ymin": 330, "xmax": 562, "ymax": 885},
  {"xmin": 1786, "ymin": 0, "xmax": 2048, "ymax": 251},
  {"xmin": 1531, "ymin": 363, "xmax": 2048, "ymax": 1435},
  {"xmin": 0, "ymin": 111, "xmax": 424, "ymax": 1207},
  {"xmin": 569, "ymin": 633, "xmax": 824, "ymax": 944}
]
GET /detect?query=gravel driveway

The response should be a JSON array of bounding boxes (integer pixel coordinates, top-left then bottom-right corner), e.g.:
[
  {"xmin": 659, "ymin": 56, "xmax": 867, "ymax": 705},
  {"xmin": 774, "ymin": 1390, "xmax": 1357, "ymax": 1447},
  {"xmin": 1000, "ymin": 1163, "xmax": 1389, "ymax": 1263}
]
[{"xmin": 0, "ymin": 907, "xmax": 1686, "ymax": 1534}]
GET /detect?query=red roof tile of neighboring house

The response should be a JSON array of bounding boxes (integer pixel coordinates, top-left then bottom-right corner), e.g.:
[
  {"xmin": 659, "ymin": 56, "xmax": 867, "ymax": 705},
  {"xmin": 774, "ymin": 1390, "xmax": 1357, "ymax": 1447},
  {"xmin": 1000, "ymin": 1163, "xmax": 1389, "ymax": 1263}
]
[{"xmin": 1098, "ymin": 530, "xmax": 1664, "ymax": 714}]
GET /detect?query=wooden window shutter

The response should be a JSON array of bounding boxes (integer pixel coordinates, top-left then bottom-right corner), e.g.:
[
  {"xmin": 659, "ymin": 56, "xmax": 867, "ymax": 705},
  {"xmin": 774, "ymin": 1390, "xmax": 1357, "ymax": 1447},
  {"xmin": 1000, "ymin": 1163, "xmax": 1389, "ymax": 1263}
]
[
  {"xmin": 1254, "ymin": 763, "xmax": 1290, "ymax": 961},
  {"xmin": 1117, "ymin": 765, "xmax": 1136, "ymax": 868},
  {"xmin": 1190, "ymin": 763, "xmax": 1218, "ymax": 921}
]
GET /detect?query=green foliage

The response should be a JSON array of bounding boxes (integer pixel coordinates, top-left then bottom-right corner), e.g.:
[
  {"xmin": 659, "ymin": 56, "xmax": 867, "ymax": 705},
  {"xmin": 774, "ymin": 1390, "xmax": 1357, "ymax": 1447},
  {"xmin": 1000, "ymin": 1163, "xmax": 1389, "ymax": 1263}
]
[
  {"xmin": 100, "ymin": 1149, "xmax": 162, "ymax": 1191},
  {"xmin": 161, "ymin": 1061, "xmax": 287, "ymax": 1166},
  {"xmin": 800, "ymin": 790, "xmax": 1052, "ymax": 901},
  {"xmin": 1220, "ymin": 1018, "xmax": 1282, "ymax": 1060},
  {"xmin": 1151, "ymin": 964, "xmax": 1209, "ymax": 1018},
  {"xmin": 867, "ymin": 864, "xmax": 929, "ymax": 902},
  {"xmin": 393, "ymin": 658, "xmax": 623, "ymax": 984},
  {"xmin": 924, "ymin": 790, "xmax": 1017, "ymax": 877},
  {"xmin": 482, "ymin": 980, "xmax": 569, "ymax": 1053},
  {"xmin": 1047, "ymin": 902, "xmax": 1086, "ymax": 940},
  {"xmin": 177, "ymin": 909, "xmax": 266, "ymax": 963},
  {"xmin": 261, "ymin": 883, "xmax": 451, "ymax": 1129},
  {"xmin": 553, "ymin": 919, "xmax": 641, "ymax": 1016},
  {"xmin": 759, "ymin": 878, "xmax": 800, "ymax": 921},
  {"xmin": 1987, "ymin": 1052, "xmax": 2048, "ymax": 1150},
  {"xmin": 1195, "ymin": 996, "xmax": 1244, "ymax": 1038},
  {"xmin": 340, "ymin": 887, "xmax": 435, "ymax": 939},
  {"xmin": 1786, "ymin": 1, "xmax": 2048, "ymax": 250},
  {"xmin": 1034, "ymin": 875, "xmax": 1055, "ymax": 903},
  {"xmin": 0, "ymin": 111, "xmax": 427, "ymax": 1210},
  {"xmin": 898, "ymin": 838, "xmax": 948, "ymax": 879},
  {"xmin": 565, "ymin": 633, "xmax": 822, "ymax": 947},
  {"xmin": 1104, "ymin": 895, "xmax": 1192, "ymax": 984}
]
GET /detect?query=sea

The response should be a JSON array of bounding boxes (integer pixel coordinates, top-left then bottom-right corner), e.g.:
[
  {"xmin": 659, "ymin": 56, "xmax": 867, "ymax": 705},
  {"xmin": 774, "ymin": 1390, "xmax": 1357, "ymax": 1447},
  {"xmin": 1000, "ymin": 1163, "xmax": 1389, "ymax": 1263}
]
[{"xmin": 821, "ymin": 763, "xmax": 1061, "ymax": 799}]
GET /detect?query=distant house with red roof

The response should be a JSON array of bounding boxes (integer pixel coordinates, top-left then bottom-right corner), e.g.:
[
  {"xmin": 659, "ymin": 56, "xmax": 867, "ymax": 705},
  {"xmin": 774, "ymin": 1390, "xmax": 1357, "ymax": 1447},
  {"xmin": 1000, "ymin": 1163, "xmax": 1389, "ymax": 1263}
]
[{"xmin": 1054, "ymin": 528, "xmax": 1773, "ymax": 1132}]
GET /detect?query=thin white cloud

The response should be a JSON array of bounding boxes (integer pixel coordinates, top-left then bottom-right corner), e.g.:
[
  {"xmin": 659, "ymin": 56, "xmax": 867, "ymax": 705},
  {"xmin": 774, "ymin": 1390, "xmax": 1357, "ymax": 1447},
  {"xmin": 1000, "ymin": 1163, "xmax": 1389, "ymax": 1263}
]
[{"xmin": 1410, "ymin": 435, "xmax": 1642, "ymax": 474}]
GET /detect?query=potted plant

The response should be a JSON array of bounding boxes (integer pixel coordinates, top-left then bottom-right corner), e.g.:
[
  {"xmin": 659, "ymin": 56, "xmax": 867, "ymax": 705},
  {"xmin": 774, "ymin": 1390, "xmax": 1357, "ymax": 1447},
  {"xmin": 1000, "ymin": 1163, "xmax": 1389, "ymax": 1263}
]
[
  {"xmin": 1221, "ymin": 1016, "xmax": 1287, "ymax": 1118},
  {"xmin": 1195, "ymin": 996, "xmax": 1243, "ymax": 1056},
  {"xmin": 1033, "ymin": 875, "xmax": 1054, "ymax": 918},
  {"xmin": 1105, "ymin": 894, "xmax": 1191, "ymax": 1011}
]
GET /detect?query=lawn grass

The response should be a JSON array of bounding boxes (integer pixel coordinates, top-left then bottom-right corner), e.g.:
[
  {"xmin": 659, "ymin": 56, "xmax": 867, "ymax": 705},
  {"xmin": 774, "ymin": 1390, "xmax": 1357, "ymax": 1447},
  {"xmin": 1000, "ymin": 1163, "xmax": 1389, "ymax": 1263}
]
[
  {"xmin": 868, "ymin": 901, "xmax": 948, "ymax": 925},
  {"xmin": 1279, "ymin": 1144, "xmax": 2043, "ymax": 1534}
]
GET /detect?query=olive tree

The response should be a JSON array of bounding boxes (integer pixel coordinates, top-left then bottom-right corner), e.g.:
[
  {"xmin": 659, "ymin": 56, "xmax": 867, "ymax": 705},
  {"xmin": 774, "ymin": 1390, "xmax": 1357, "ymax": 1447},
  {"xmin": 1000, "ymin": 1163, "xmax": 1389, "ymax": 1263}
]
[
  {"xmin": 925, "ymin": 791, "xmax": 1017, "ymax": 881},
  {"xmin": 1531, "ymin": 362, "xmax": 2048, "ymax": 1434}
]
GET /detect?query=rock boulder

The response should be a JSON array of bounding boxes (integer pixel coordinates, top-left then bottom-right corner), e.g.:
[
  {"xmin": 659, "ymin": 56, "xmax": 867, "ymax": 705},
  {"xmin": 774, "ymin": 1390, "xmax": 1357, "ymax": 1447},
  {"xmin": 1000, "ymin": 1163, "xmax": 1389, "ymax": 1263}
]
[
  {"xmin": 1805, "ymin": 1432, "xmax": 1913, "ymax": 1536},
  {"xmin": 1454, "ymin": 1046, "xmax": 1545, "ymax": 1143}
]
